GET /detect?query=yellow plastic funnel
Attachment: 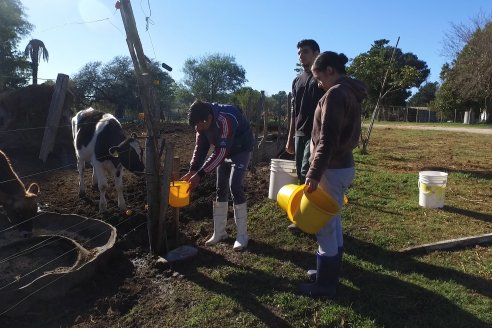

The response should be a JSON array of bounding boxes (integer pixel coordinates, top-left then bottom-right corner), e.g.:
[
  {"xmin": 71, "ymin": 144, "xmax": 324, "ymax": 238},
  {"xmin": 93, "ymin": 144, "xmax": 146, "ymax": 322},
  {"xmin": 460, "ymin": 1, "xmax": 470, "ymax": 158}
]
[
  {"xmin": 291, "ymin": 186, "xmax": 340, "ymax": 234},
  {"xmin": 169, "ymin": 181, "xmax": 190, "ymax": 208},
  {"xmin": 276, "ymin": 184, "xmax": 304, "ymax": 220}
]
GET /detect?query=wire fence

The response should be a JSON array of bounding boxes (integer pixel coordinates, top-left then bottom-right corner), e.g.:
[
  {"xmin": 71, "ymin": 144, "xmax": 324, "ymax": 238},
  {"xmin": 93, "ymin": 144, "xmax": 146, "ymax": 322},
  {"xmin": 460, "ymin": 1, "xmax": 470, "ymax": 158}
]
[{"xmin": 0, "ymin": 122, "xmax": 151, "ymax": 315}]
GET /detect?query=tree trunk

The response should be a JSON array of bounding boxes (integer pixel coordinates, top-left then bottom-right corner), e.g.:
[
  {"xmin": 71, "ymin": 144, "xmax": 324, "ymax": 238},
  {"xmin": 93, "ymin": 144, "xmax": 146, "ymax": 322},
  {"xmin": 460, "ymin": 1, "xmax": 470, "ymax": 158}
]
[{"xmin": 31, "ymin": 63, "xmax": 38, "ymax": 85}]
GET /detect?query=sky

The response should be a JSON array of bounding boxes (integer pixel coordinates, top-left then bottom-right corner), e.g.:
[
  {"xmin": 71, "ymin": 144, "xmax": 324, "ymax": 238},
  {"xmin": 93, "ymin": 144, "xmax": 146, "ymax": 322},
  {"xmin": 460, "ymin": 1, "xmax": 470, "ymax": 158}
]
[{"xmin": 19, "ymin": 0, "xmax": 492, "ymax": 96}]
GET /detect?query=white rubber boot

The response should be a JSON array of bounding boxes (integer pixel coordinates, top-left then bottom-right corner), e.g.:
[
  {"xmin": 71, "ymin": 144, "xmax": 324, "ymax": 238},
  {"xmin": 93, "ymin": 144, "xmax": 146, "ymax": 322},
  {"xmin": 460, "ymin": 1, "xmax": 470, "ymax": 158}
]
[
  {"xmin": 233, "ymin": 203, "xmax": 249, "ymax": 251},
  {"xmin": 205, "ymin": 202, "xmax": 229, "ymax": 246}
]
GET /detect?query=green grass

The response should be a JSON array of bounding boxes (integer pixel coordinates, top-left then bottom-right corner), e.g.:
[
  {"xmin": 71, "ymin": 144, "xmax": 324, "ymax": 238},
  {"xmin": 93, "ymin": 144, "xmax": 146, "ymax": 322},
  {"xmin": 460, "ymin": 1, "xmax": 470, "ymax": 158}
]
[{"xmin": 125, "ymin": 125, "xmax": 492, "ymax": 328}]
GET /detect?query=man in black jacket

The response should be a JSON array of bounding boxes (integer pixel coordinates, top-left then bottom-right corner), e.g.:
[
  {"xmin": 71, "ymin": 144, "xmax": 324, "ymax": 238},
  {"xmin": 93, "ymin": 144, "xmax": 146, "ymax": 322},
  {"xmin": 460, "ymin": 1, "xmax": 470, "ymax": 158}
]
[{"xmin": 285, "ymin": 39, "xmax": 325, "ymax": 231}]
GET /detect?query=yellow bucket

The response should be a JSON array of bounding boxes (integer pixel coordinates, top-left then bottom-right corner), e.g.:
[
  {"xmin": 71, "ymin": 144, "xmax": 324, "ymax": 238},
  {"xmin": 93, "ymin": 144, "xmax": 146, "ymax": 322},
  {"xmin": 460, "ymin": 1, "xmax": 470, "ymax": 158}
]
[
  {"xmin": 169, "ymin": 181, "xmax": 190, "ymax": 208},
  {"xmin": 291, "ymin": 186, "xmax": 340, "ymax": 234},
  {"xmin": 276, "ymin": 184, "xmax": 304, "ymax": 220}
]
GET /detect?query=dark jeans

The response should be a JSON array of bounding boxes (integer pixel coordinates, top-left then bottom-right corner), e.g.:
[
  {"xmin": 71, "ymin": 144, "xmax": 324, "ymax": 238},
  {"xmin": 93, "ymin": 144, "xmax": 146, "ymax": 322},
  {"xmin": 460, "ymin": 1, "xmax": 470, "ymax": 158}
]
[
  {"xmin": 216, "ymin": 151, "xmax": 251, "ymax": 204},
  {"xmin": 295, "ymin": 136, "xmax": 311, "ymax": 184}
]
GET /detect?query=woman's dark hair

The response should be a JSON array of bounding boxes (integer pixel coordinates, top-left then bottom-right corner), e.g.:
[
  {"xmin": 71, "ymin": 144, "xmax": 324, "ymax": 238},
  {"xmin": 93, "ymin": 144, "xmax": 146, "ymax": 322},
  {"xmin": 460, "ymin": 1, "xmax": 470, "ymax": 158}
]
[
  {"xmin": 297, "ymin": 39, "xmax": 320, "ymax": 53},
  {"xmin": 312, "ymin": 51, "xmax": 348, "ymax": 74},
  {"xmin": 188, "ymin": 100, "xmax": 212, "ymax": 126}
]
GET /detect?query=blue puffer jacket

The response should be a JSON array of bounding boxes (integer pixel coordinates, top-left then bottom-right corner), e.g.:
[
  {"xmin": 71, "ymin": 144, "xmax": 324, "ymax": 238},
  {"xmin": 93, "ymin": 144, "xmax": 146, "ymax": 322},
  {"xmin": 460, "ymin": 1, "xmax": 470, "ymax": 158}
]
[{"xmin": 190, "ymin": 103, "xmax": 254, "ymax": 175}]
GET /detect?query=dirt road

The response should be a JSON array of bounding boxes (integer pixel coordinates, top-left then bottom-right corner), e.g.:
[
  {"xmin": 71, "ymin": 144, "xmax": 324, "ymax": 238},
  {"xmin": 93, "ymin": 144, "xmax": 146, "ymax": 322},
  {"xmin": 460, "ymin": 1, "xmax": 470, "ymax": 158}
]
[{"xmin": 373, "ymin": 123, "xmax": 492, "ymax": 135}]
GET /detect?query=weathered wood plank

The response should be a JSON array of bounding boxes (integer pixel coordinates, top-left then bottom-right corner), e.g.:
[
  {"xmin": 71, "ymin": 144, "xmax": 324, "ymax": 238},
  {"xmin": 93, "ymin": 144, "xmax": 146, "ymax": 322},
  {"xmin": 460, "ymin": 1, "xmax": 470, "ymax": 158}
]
[{"xmin": 400, "ymin": 233, "xmax": 492, "ymax": 254}]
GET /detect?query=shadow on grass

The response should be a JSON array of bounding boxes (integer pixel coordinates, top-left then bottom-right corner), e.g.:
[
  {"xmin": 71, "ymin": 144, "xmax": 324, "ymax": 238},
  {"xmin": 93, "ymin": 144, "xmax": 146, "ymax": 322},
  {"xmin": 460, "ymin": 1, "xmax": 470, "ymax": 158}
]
[
  {"xmin": 422, "ymin": 167, "xmax": 492, "ymax": 181},
  {"xmin": 172, "ymin": 246, "xmax": 294, "ymax": 328},
  {"xmin": 172, "ymin": 237, "xmax": 491, "ymax": 328},
  {"xmin": 442, "ymin": 205, "xmax": 492, "ymax": 223},
  {"xmin": 344, "ymin": 235, "xmax": 491, "ymax": 327},
  {"xmin": 455, "ymin": 170, "xmax": 492, "ymax": 180}
]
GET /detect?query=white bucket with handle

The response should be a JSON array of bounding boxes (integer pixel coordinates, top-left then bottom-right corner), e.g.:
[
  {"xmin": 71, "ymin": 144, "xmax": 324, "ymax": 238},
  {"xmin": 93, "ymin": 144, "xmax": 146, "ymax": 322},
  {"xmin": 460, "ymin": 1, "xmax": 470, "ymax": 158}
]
[
  {"xmin": 268, "ymin": 159, "xmax": 297, "ymax": 200},
  {"xmin": 418, "ymin": 171, "xmax": 448, "ymax": 208}
]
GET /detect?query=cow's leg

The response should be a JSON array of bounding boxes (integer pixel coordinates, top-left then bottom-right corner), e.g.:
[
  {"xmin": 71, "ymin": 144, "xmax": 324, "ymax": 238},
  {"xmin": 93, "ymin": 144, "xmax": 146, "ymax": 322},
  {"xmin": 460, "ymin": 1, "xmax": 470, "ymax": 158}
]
[
  {"xmin": 77, "ymin": 157, "xmax": 86, "ymax": 198},
  {"xmin": 114, "ymin": 166, "xmax": 126, "ymax": 210},
  {"xmin": 91, "ymin": 167, "xmax": 98, "ymax": 191},
  {"xmin": 93, "ymin": 162, "xmax": 108, "ymax": 213}
]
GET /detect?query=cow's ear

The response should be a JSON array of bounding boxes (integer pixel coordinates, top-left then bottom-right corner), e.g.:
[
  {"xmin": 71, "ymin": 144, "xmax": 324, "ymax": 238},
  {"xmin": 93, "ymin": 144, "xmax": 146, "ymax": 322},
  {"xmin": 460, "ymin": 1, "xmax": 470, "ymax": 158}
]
[
  {"xmin": 109, "ymin": 146, "xmax": 120, "ymax": 158},
  {"xmin": 27, "ymin": 183, "xmax": 40, "ymax": 195},
  {"xmin": 131, "ymin": 132, "xmax": 138, "ymax": 139}
]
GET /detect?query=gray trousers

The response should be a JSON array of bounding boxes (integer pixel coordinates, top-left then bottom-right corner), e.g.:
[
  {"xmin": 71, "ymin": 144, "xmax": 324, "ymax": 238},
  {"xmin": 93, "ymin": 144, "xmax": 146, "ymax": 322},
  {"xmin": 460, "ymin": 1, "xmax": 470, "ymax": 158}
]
[{"xmin": 316, "ymin": 167, "xmax": 355, "ymax": 256}]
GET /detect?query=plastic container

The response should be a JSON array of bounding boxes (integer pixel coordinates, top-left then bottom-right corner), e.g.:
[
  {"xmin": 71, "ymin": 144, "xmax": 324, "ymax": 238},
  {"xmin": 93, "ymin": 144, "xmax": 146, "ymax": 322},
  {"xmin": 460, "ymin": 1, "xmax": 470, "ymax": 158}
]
[
  {"xmin": 276, "ymin": 184, "xmax": 304, "ymax": 220},
  {"xmin": 418, "ymin": 171, "xmax": 448, "ymax": 208},
  {"xmin": 268, "ymin": 159, "xmax": 297, "ymax": 200},
  {"xmin": 169, "ymin": 181, "xmax": 190, "ymax": 208},
  {"xmin": 291, "ymin": 186, "xmax": 340, "ymax": 234}
]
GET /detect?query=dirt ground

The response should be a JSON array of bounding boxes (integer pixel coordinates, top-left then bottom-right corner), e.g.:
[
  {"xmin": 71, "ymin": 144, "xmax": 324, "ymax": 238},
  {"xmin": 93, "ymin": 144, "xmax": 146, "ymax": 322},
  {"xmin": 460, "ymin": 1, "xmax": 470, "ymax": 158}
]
[{"xmin": 0, "ymin": 122, "xmax": 273, "ymax": 327}]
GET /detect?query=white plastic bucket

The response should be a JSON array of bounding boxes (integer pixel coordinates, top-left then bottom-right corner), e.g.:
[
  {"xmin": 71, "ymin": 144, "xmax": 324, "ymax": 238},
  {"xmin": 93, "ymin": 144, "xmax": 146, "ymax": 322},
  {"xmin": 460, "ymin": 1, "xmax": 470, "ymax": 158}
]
[
  {"xmin": 268, "ymin": 159, "xmax": 298, "ymax": 200},
  {"xmin": 418, "ymin": 171, "xmax": 448, "ymax": 208}
]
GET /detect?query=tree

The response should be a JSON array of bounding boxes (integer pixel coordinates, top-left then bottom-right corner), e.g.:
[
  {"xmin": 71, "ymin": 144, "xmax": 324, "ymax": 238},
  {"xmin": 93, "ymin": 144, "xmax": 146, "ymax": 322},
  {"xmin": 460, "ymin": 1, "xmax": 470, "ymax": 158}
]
[
  {"xmin": 348, "ymin": 39, "xmax": 429, "ymax": 109},
  {"xmin": 435, "ymin": 13, "xmax": 492, "ymax": 123},
  {"xmin": 408, "ymin": 82, "xmax": 439, "ymax": 106},
  {"xmin": 24, "ymin": 39, "xmax": 49, "ymax": 85},
  {"xmin": 0, "ymin": 0, "xmax": 32, "ymax": 90},
  {"xmin": 182, "ymin": 53, "xmax": 247, "ymax": 102},
  {"xmin": 173, "ymin": 83, "xmax": 195, "ymax": 114},
  {"xmin": 441, "ymin": 11, "xmax": 492, "ymax": 60},
  {"xmin": 270, "ymin": 91, "xmax": 288, "ymax": 119},
  {"xmin": 71, "ymin": 56, "xmax": 175, "ymax": 117},
  {"xmin": 451, "ymin": 23, "xmax": 492, "ymax": 121},
  {"xmin": 231, "ymin": 87, "xmax": 261, "ymax": 122},
  {"xmin": 431, "ymin": 77, "xmax": 475, "ymax": 121},
  {"xmin": 71, "ymin": 61, "xmax": 102, "ymax": 109}
]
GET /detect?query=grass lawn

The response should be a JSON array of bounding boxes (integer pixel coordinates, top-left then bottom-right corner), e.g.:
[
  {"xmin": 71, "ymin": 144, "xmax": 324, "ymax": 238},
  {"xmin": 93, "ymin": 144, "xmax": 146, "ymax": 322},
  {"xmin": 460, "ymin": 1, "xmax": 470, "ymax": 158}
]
[{"xmin": 130, "ymin": 125, "xmax": 492, "ymax": 328}]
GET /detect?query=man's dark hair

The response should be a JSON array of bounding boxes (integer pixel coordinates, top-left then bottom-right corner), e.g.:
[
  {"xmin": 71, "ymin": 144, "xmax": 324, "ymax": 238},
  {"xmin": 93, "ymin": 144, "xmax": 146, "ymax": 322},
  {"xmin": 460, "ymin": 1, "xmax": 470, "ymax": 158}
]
[
  {"xmin": 188, "ymin": 100, "xmax": 212, "ymax": 126},
  {"xmin": 297, "ymin": 39, "xmax": 320, "ymax": 53}
]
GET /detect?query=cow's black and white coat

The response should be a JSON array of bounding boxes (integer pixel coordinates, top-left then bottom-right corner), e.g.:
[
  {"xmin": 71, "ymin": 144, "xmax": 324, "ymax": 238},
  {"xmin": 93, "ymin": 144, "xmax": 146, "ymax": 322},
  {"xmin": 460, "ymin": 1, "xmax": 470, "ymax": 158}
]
[{"xmin": 71, "ymin": 108, "xmax": 144, "ymax": 212}]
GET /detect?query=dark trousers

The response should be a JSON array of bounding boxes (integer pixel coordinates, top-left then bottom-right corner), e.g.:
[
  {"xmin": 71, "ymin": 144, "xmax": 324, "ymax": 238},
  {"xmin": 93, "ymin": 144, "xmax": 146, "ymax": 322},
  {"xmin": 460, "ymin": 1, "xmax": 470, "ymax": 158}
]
[
  {"xmin": 295, "ymin": 136, "xmax": 311, "ymax": 184},
  {"xmin": 216, "ymin": 151, "xmax": 251, "ymax": 204}
]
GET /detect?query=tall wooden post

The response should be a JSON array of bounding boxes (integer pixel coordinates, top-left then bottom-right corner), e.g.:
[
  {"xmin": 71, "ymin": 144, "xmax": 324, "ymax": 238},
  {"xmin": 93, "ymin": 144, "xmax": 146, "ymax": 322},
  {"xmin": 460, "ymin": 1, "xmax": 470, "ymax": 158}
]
[
  {"xmin": 171, "ymin": 156, "xmax": 181, "ymax": 244},
  {"xmin": 119, "ymin": 0, "xmax": 168, "ymax": 254},
  {"xmin": 39, "ymin": 73, "xmax": 69, "ymax": 162},
  {"xmin": 261, "ymin": 91, "xmax": 267, "ymax": 139}
]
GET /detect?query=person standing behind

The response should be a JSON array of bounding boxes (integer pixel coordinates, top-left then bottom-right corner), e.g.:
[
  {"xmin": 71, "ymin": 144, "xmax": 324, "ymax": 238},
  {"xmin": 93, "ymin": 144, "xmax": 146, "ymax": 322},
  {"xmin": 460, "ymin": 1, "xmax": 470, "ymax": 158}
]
[
  {"xmin": 299, "ymin": 51, "xmax": 367, "ymax": 297},
  {"xmin": 181, "ymin": 100, "xmax": 254, "ymax": 251},
  {"xmin": 285, "ymin": 39, "xmax": 325, "ymax": 231}
]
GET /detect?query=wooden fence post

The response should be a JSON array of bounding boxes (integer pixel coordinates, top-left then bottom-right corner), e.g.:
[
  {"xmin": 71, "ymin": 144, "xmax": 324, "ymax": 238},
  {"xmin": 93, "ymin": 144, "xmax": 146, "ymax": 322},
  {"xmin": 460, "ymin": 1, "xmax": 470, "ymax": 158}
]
[
  {"xmin": 172, "ymin": 156, "xmax": 181, "ymax": 244},
  {"xmin": 119, "ymin": 0, "xmax": 167, "ymax": 254},
  {"xmin": 39, "ymin": 73, "xmax": 69, "ymax": 162}
]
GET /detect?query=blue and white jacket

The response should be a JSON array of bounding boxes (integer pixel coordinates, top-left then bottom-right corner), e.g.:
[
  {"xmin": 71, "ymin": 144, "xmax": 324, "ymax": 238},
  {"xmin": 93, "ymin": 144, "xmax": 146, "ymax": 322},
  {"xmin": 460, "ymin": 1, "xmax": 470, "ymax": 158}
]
[{"xmin": 190, "ymin": 103, "xmax": 254, "ymax": 176}]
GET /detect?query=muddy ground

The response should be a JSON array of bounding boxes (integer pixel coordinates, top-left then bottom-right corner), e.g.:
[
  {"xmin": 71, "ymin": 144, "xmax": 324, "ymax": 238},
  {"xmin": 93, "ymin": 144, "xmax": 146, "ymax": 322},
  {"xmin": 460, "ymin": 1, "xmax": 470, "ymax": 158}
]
[{"xmin": 0, "ymin": 122, "xmax": 274, "ymax": 327}]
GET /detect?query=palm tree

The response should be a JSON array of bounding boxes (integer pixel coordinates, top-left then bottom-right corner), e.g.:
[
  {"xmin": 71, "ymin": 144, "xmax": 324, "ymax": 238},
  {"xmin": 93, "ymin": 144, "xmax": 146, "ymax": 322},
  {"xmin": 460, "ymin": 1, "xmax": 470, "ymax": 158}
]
[{"xmin": 24, "ymin": 39, "xmax": 49, "ymax": 85}]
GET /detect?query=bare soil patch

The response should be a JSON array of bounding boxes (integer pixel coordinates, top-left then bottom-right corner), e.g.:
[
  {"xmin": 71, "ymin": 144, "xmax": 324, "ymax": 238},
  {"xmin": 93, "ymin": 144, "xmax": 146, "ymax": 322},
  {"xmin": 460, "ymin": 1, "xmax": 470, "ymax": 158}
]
[{"xmin": 0, "ymin": 122, "xmax": 271, "ymax": 326}]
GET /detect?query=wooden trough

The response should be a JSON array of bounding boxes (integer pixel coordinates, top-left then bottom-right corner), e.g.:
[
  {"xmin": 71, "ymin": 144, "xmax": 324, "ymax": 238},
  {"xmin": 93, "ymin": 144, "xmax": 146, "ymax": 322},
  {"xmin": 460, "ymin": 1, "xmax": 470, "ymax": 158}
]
[{"xmin": 0, "ymin": 212, "xmax": 116, "ymax": 315}]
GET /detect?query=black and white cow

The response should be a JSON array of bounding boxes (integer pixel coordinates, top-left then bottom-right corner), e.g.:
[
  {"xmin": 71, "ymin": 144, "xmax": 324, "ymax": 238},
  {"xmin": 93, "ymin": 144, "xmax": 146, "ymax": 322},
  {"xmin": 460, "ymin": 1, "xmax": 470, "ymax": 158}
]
[
  {"xmin": 71, "ymin": 107, "xmax": 145, "ymax": 212},
  {"xmin": 0, "ymin": 149, "xmax": 40, "ymax": 236}
]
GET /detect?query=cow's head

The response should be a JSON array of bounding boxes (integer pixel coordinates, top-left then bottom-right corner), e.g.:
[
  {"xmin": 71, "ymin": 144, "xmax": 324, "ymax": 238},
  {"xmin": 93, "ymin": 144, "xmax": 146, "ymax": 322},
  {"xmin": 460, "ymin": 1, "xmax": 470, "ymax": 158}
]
[
  {"xmin": 109, "ymin": 132, "xmax": 145, "ymax": 175},
  {"xmin": 1, "ymin": 183, "xmax": 40, "ymax": 236}
]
